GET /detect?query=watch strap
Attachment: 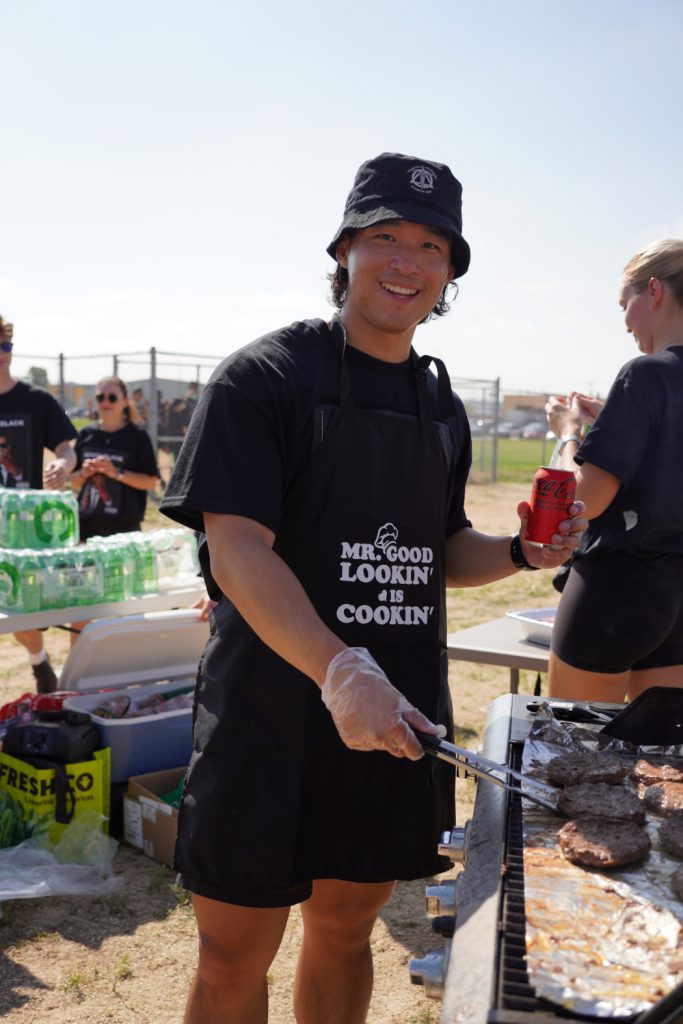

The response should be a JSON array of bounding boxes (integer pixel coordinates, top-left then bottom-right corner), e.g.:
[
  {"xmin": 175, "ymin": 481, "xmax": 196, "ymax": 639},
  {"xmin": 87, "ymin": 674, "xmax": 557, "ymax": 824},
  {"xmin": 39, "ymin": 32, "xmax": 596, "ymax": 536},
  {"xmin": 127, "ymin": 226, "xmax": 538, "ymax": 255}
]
[
  {"xmin": 558, "ymin": 433, "xmax": 582, "ymax": 454},
  {"xmin": 510, "ymin": 533, "xmax": 539, "ymax": 571}
]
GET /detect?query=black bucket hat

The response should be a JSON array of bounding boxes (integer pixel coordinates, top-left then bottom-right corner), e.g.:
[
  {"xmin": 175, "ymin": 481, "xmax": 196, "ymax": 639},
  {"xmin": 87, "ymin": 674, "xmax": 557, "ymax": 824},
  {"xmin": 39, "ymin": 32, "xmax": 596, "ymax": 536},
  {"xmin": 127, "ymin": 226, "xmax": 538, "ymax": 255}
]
[{"xmin": 326, "ymin": 152, "xmax": 470, "ymax": 279}]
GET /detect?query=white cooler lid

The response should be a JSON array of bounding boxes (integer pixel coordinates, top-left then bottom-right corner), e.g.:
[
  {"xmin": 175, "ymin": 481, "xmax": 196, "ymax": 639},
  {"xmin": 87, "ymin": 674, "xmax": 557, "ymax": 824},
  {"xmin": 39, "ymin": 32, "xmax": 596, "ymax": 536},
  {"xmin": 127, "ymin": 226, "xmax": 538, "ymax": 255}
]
[{"xmin": 59, "ymin": 609, "xmax": 210, "ymax": 692}]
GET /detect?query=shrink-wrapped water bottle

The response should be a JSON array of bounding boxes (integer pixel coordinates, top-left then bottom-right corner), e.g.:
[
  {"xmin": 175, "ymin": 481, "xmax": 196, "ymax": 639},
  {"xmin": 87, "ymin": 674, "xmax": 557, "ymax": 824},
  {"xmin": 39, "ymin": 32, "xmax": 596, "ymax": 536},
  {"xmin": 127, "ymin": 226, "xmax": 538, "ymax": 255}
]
[
  {"xmin": 20, "ymin": 491, "xmax": 40, "ymax": 548},
  {"xmin": 20, "ymin": 550, "xmax": 42, "ymax": 613},
  {"xmin": 98, "ymin": 539, "xmax": 134, "ymax": 603},
  {"xmin": 35, "ymin": 491, "xmax": 79, "ymax": 548},
  {"xmin": 129, "ymin": 532, "xmax": 158, "ymax": 594},
  {"xmin": 0, "ymin": 488, "xmax": 79, "ymax": 549},
  {"xmin": 2, "ymin": 491, "xmax": 23, "ymax": 548},
  {"xmin": 40, "ymin": 551, "xmax": 58, "ymax": 609},
  {"xmin": 77, "ymin": 546, "xmax": 105, "ymax": 606},
  {"xmin": 150, "ymin": 528, "xmax": 199, "ymax": 588},
  {"xmin": 46, "ymin": 546, "xmax": 104, "ymax": 608},
  {"xmin": 0, "ymin": 551, "xmax": 20, "ymax": 610}
]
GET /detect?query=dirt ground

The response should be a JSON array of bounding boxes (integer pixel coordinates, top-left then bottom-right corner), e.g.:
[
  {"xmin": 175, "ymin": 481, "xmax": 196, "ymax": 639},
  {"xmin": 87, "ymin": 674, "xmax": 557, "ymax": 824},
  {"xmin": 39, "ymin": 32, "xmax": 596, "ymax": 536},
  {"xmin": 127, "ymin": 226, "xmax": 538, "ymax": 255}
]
[{"xmin": 0, "ymin": 482, "xmax": 557, "ymax": 1023}]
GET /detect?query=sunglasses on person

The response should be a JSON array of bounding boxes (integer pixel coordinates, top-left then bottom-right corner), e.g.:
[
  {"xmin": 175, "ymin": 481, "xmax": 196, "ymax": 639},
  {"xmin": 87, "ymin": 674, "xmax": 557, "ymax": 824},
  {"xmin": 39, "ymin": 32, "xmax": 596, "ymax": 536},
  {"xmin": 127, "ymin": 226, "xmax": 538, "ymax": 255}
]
[
  {"xmin": 95, "ymin": 392, "xmax": 121, "ymax": 403},
  {"xmin": 0, "ymin": 442, "xmax": 9, "ymax": 449},
  {"xmin": 0, "ymin": 340, "xmax": 13, "ymax": 353}
]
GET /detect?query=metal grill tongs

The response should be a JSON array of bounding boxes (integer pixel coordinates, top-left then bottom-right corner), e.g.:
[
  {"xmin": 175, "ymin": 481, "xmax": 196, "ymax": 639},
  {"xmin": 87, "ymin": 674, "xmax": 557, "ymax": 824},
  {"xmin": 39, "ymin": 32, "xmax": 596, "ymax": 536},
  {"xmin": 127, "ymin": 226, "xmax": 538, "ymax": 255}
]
[{"xmin": 415, "ymin": 731, "xmax": 562, "ymax": 815}]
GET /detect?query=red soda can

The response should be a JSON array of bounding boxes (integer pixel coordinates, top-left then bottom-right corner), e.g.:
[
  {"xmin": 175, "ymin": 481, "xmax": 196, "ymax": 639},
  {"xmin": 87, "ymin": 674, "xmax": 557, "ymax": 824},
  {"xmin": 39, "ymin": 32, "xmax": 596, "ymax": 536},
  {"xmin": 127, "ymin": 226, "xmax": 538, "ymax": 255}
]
[{"xmin": 525, "ymin": 467, "xmax": 576, "ymax": 546}]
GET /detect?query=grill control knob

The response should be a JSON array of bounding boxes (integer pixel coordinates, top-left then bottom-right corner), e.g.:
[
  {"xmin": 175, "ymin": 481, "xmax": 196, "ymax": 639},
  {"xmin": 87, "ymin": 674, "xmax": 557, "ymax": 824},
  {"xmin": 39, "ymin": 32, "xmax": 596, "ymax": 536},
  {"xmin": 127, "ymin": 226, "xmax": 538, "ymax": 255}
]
[
  {"xmin": 425, "ymin": 879, "xmax": 458, "ymax": 916},
  {"xmin": 409, "ymin": 949, "xmax": 446, "ymax": 998},
  {"xmin": 438, "ymin": 822, "xmax": 469, "ymax": 864}
]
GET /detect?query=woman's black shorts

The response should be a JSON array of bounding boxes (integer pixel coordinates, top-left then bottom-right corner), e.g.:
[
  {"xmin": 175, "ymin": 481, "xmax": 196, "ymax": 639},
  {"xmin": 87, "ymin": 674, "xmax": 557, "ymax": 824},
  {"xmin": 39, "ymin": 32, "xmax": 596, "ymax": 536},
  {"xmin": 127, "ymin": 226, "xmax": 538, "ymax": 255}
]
[{"xmin": 552, "ymin": 552, "xmax": 683, "ymax": 673}]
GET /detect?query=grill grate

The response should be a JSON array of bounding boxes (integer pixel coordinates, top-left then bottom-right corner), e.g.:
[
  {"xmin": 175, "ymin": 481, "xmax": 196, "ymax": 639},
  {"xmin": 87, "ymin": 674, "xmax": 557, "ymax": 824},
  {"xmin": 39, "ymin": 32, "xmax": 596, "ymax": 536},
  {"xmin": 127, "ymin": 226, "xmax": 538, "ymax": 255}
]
[{"xmin": 495, "ymin": 746, "xmax": 540, "ymax": 1018}]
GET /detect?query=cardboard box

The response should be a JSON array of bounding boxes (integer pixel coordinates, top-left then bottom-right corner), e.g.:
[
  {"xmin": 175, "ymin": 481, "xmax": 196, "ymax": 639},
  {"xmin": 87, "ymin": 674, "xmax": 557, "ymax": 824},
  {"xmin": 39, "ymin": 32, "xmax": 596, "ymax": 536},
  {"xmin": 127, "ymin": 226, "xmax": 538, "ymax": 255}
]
[{"xmin": 123, "ymin": 766, "xmax": 185, "ymax": 867}]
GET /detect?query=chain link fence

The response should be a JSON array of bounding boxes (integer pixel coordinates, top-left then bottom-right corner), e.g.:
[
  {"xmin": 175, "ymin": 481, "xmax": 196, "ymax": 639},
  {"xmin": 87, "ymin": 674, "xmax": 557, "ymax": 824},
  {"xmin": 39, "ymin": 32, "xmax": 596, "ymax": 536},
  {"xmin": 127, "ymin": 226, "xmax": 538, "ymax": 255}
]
[{"xmin": 14, "ymin": 349, "xmax": 554, "ymax": 484}]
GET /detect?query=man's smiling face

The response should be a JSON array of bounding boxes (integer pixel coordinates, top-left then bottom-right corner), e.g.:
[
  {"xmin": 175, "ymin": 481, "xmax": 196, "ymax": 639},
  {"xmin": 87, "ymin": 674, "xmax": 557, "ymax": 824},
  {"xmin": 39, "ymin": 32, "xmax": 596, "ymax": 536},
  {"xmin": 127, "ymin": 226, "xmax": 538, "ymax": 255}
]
[{"xmin": 335, "ymin": 219, "xmax": 454, "ymax": 351}]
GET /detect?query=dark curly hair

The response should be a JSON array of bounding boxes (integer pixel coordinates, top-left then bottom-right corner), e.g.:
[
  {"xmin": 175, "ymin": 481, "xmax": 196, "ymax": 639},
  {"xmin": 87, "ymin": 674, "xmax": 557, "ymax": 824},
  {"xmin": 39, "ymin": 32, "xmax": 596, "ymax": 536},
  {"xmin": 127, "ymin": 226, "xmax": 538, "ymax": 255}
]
[{"xmin": 327, "ymin": 230, "xmax": 459, "ymax": 321}]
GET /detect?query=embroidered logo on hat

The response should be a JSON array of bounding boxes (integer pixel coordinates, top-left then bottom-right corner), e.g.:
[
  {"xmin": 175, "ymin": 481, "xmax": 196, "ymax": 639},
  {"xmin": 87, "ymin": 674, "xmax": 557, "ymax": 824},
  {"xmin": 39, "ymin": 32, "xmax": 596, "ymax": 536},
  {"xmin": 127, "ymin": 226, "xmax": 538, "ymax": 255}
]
[{"xmin": 409, "ymin": 166, "xmax": 436, "ymax": 193}]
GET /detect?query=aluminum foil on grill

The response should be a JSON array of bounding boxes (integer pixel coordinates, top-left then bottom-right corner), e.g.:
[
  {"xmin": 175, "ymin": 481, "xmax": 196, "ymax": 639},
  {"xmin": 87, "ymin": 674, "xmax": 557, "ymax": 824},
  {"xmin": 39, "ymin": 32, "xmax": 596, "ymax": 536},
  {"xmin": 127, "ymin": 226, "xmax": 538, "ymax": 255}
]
[{"xmin": 520, "ymin": 703, "xmax": 683, "ymax": 1018}]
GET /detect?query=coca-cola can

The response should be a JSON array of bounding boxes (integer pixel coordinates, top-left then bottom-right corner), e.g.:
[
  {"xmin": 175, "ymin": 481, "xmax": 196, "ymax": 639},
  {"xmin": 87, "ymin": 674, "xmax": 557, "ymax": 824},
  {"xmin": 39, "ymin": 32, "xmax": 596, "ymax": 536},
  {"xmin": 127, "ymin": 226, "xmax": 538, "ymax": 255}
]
[{"xmin": 525, "ymin": 467, "xmax": 576, "ymax": 546}]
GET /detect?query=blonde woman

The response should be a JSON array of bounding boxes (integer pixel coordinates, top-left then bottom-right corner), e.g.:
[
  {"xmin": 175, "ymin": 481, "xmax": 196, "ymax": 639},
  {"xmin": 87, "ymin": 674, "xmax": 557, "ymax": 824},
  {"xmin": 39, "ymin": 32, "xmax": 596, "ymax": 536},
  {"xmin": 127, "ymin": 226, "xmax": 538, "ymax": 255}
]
[{"xmin": 547, "ymin": 239, "xmax": 683, "ymax": 703}]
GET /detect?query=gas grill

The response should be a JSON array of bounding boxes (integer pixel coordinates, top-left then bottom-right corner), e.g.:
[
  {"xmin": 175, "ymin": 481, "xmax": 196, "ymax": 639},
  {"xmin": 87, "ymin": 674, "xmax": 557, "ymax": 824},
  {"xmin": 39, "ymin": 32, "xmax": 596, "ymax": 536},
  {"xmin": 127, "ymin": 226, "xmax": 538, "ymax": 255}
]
[{"xmin": 410, "ymin": 693, "xmax": 683, "ymax": 1024}]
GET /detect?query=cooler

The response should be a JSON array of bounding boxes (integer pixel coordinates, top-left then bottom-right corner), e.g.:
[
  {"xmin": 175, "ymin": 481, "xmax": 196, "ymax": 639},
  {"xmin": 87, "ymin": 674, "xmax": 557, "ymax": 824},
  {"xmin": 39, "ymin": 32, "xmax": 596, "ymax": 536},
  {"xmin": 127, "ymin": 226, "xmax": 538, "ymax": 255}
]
[{"xmin": 62, "ymin": 609, "xmax": 209, "ymax": 783}]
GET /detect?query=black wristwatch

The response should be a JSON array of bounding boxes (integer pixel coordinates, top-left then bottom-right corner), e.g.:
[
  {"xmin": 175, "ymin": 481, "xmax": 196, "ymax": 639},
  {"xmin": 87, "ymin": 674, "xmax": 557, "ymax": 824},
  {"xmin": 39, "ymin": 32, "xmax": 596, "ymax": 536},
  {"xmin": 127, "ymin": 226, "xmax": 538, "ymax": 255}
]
[{"xmin": 510, "ymin": 534, "xmax": 539, "ymax": 571}]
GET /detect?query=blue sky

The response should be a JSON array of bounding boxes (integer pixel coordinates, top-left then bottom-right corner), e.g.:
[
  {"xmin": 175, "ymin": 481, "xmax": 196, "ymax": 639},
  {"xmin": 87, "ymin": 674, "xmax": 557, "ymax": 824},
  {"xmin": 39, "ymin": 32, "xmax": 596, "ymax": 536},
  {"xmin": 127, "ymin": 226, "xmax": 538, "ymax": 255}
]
[{"xmin": 2, "ymin": 0, "xmax": 682, "ymax": 394}]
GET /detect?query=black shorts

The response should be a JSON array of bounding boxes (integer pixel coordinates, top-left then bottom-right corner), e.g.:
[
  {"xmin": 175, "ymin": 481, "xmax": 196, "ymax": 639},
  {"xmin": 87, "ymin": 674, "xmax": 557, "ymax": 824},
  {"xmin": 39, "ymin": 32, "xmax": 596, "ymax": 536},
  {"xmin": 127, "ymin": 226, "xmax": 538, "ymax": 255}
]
[
  {"xmin": 177, "ymin": 872, "xmax": 312, "ymax": 908},
  {"xmin": 552, "ymin": 552, "xmax": 683, "ymax": 673}
]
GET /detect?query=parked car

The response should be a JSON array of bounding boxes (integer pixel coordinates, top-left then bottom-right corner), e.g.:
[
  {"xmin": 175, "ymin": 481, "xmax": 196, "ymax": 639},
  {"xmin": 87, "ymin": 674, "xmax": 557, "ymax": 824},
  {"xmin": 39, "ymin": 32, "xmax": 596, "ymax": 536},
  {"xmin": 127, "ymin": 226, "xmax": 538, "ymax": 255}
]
[
  {"xmin": 495, "ymin": 420, "xmax": 524, "ymax": 439},
  {"xmin": 520, "ymin": 421, "xmax": 549, "ymax": 439}
]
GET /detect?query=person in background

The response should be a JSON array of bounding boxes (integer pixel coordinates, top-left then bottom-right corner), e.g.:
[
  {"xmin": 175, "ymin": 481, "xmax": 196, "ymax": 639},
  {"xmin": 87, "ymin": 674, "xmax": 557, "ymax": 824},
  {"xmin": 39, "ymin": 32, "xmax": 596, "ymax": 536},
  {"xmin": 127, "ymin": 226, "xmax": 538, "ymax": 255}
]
[
  {"xmin": 160, "ymin": 152, "xmax": 586, "ymax": 1024},
  {"xmin": 68, "ymin": 375, "xmax": 160, "ymax": 643},
  {"xmin": 0, "ymin": 314, "xmax": 77, "ymax": 692},
  {"xmin": 70, "ymin": 376, "xmax": 159, "ymax": 540},
  {"xmin": 546, "ymin": 238, "xmax": 683, "ymax": 704},
  {"xmin": 184, "ymin": 381, "xmax": 200, "ymax": 420},
  {"xmin": 165, "ymin": 396, "xmax": 189, "ymax": 465},
  {"xmin": 132, "ymin": 386, "xmax": 149, "ymax": 427}
]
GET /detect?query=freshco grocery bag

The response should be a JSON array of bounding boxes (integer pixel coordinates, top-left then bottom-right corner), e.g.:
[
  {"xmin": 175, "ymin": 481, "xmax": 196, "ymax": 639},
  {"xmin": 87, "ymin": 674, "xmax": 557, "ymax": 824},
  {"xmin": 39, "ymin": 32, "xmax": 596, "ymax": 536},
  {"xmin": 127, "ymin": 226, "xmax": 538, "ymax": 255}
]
[{"xmin": 0, "ymin": 747, "xmax": 111, "ymax": 847}]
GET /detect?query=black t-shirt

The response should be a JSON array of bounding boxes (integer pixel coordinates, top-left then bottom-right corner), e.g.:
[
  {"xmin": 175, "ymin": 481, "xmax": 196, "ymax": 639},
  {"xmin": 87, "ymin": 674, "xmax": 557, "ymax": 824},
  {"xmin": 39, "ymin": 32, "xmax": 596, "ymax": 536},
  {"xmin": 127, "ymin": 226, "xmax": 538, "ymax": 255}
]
[
  {"xmin": 161, "ymin": 318, "xmax": 472, "ymax": 545},
  {"xmin": 0, "ymin": 380, "xmax": 77, "ymax": 489},
  {"xmin": 74, "ymin": 422, "xmax": 159, "ymax": 527},
  {"xmin": 575, "ymin": 345, "xmax": 683, "ymax": 556}
]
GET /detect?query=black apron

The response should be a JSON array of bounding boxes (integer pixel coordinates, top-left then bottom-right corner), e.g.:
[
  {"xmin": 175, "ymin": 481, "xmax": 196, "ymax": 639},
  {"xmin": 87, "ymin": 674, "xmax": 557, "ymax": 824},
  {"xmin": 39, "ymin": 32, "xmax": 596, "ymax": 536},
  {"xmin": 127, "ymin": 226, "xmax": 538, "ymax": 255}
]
[{"xmin": 175, "ymin": 320, "xmax": 457, "ymax": 890}]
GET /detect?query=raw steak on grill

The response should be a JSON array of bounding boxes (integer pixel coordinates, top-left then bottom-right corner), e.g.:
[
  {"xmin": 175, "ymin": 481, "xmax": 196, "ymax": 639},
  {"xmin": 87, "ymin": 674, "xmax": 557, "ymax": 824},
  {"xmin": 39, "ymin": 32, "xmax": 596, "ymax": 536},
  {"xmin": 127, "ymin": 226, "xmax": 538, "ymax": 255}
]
[
  {"xmin": 557, "ymin": 817, "xmax": 651, "ymax": 869},
  {"xmin": 558, "ymin": 782, "xmax": 645, "ymax": 823}
]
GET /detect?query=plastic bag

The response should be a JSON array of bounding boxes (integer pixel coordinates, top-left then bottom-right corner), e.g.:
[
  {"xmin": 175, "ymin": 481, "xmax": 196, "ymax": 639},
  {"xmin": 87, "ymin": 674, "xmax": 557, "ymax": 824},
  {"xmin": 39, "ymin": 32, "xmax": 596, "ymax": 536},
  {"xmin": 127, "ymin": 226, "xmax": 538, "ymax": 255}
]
[{"xmin": 0, "ymin": 810, "xmax": 122, "ymax": 902}]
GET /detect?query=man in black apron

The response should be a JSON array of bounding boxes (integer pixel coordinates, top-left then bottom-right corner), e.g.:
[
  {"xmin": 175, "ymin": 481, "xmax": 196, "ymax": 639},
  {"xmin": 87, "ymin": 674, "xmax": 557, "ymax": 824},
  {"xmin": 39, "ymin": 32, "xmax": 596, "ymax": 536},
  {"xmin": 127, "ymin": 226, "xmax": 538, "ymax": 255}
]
[{"xmin": 160, "ymin": 153, "xmax": 585, "ymax": 1024}]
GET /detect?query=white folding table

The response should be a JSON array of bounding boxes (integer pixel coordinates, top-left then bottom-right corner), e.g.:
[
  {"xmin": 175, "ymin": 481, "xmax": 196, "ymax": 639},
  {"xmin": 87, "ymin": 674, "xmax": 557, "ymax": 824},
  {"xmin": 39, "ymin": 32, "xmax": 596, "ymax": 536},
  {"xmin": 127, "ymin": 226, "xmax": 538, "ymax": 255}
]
[{"xmin": 447, "ymin": 616, "xmax": 550, "ymax": 694}]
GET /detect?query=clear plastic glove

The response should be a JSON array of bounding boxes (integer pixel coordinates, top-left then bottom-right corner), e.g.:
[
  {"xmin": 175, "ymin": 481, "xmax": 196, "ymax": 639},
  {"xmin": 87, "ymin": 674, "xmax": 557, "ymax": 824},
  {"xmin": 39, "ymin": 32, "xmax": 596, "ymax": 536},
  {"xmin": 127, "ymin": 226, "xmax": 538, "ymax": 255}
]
[{"xmin": 321, "ymin": 647, "xmax": 446, "ymax": 761}]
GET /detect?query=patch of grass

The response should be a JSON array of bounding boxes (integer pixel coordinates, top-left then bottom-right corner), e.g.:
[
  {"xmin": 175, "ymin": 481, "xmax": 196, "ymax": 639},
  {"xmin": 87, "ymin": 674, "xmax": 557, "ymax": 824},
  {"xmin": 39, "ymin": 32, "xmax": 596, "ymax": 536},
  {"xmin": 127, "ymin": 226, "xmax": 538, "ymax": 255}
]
[
  {"xmin": 113, "ymin": 954, "xmax": 133, "ymax": 987},
  {"xmin": 166, "ymin": 881, "xmax": 194, "ymax": 920},
  {"xmin": 169, "ymin": 881, "xmax": 191, "ymax": 905},
  {"xmin": 63, "ymin": 970, "xmax": 85, "ymax": 1000},
  {"xmin": 469, "ymin": 436, "xmax": 557, "ymax": 484},
  {"xmin": 148, "ymin": 863, "xmax": 174, "ymax": 891},
  {"xmin": 104, "ymin": 892, "xmax": 129, "ymax": 916},
  {"xmin": 407, "ymin": 1008, "xmax": 438, "ymax": 1024},
  {"xmin": 31, "ymin": 929, "xmax": 61, "ymax": 942}
]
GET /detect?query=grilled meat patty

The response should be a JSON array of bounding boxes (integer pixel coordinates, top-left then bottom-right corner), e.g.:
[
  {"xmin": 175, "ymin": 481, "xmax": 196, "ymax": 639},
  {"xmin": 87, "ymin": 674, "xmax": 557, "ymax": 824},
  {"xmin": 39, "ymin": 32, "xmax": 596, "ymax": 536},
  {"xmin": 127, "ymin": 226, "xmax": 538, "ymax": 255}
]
[
  {"xmin": 659, "ymin": 815, "xmax": 683, "ymax": 859},
  {"xmin": 644, "ymin": 782, "xmax": 683, "ymax": 816},
  {"xmin": 634, "ymin": 756, "xmax": 683, "ymax": 786},
  {"xmin": 547, "ymin": 751, "xmax": 627, "ymax": 788},
  {"xmin": 558, "ymin": 782, "xmax": 645, "ymax": 823},
  {"xmin": 557, "ymin": 817, "xmax": 651, "ymax": 869}
]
